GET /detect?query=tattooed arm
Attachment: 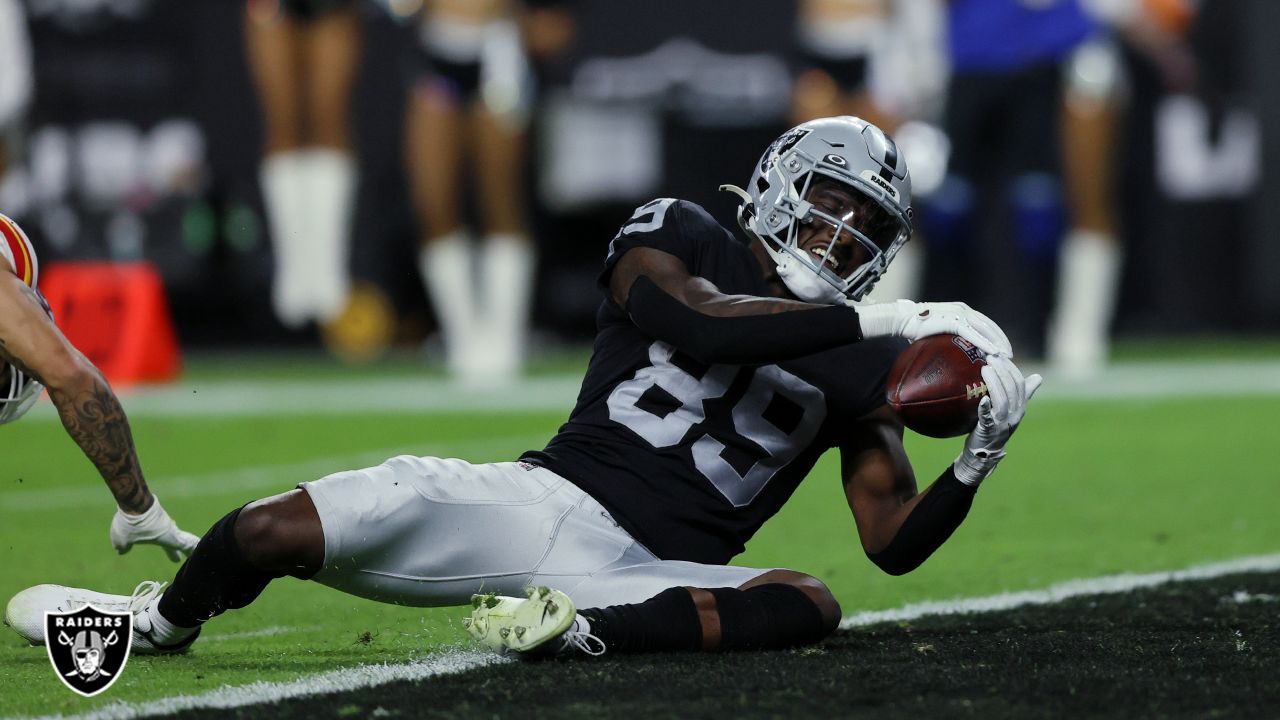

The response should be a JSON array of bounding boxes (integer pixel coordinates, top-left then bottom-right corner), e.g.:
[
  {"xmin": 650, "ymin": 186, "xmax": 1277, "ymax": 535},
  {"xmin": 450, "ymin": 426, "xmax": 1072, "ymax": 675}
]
[
  {"xmin": 0, "ymin": 272, "xmax": 154, "ymax": 513},
  {"xmin": 49, "ymin": 373, "xmax": 152, "ymax": 513}
]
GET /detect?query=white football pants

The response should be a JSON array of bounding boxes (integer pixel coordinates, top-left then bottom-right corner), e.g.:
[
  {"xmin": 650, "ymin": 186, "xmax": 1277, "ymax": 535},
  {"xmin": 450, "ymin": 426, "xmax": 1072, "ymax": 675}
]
[{"xmin": 300, "ymin": 457, "xmax": 773, "ymax": 609}]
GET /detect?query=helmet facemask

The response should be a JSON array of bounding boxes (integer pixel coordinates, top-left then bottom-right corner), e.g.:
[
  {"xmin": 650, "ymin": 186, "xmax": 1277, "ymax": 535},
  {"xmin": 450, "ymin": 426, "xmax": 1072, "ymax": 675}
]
[
  {"xmin": 763, "ymin": 166, "xmax": 910, "ymax": 303},
  {"xmin": 0, "ymin": 360, "xmax": 43, "ymax": 425},
  {"xmin": 0, "ymin": 288, "xmax": 52, "ymax": 425}
]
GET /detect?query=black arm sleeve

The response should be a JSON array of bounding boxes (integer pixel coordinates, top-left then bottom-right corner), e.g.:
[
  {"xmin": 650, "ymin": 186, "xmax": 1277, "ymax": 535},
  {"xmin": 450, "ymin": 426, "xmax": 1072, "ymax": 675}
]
[
  {"xmin": 624, "ymin": 275, "xmax": 864, "ymax": 365},
  {"xmin": 866, "ymin": 466, "xmax": 977, "ymax": 577}
]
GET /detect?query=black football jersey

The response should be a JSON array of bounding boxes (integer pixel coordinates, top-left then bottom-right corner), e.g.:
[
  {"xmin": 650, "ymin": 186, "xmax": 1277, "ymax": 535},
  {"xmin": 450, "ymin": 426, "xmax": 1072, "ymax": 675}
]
[{"xmin": 523, "ymin": 199, "xmax": 907, "ymax": 564}]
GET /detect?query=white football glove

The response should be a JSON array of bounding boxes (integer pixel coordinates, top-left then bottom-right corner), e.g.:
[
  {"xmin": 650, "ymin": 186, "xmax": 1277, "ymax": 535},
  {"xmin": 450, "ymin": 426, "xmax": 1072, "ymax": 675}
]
[
  {"xmin": 110, "ymin": 495, "xmax": 200, "ymax": 562},
  {"xmin": 851, "ymin": 299, "xmax": 1014, "ymax": 357},
  {"xmin": 953, "ymin": 355, "xmax": 1043, "ymax": 486}
]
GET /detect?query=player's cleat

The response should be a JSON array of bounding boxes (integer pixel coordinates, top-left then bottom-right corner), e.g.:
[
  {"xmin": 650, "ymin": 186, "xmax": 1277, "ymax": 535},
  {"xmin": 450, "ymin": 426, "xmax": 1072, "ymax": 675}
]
[
  {"xmin": 4, "ymin": 581, "xmax": 199, "ymax": 655},
  {"xmin": 464, "ymin": 586, "xmax": 604, "ymax": 657}
]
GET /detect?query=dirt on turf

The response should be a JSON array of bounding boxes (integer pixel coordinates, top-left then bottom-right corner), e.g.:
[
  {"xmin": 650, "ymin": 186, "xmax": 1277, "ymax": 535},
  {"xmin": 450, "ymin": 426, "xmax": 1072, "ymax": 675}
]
[{"xmin": 170, "ymin": 571, "xmax": 1280, "ymax": 720}]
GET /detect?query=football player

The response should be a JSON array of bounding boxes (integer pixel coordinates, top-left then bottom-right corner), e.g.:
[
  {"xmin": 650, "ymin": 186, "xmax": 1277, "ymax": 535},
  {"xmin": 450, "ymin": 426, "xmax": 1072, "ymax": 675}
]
[
  {"xmin": 6, "ymin": 117, "xmax": 1040, "ymax": 657},
  {"xmin": 0, "ymin": 213, "xmax": 198, "ymax": 561}
]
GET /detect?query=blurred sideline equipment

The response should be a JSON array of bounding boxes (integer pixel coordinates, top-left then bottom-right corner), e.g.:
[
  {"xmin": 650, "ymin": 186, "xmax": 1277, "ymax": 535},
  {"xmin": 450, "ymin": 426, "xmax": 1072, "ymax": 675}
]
[
  {"xmin": 38, "ymin": 262, "xmax": 181, "ymax": 386},
  {"xmin": 0, "ymin": 212, "xmax": 196, "ymax": 561}
]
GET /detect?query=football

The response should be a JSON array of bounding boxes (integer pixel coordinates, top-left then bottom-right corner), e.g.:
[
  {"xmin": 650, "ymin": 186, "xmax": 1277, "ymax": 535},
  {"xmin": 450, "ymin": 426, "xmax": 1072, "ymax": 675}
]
[{"xmin": 886, "ymin": 334, "xmax": 989, "ymax": 438}]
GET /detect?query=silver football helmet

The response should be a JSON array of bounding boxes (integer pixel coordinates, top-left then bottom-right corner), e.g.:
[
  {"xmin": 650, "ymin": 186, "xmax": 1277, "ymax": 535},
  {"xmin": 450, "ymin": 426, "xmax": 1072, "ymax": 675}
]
[
  {"xmin": 722, "ymin": 116, "xmax": 913, "ymax": 303},
  {"xmin": 0, "ymin": 360, "xmax": 43, "ymax": 425},
  {"xmin": 0, "ymin": 289, "xmax": 51, "ymax": 425}
]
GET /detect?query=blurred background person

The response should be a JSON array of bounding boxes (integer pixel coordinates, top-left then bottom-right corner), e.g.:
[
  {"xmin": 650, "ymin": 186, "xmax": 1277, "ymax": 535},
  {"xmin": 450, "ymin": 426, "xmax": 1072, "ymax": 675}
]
[
  {"xmin": 923, "ymin": 0, "xmax": 1100, "ymax": 359},
  {"xmin": 790, "ymin": 0, "xmax": 949, "ymax": 305},
  {"xmin": 1048, "ymin": 0, "xmax": 1197, "ymax": 376},
  {"xmin": 0, "ymin": 0, "xmax": 32, "ymax": 182},
  {"xmin": 245, "ymin": 0, "xmax": 362, "ymax": 330},
  {"xmin": 404, "ymin": 0, "xmax": 535, "ymax": 384},
  {"xmin": 790, "ymin": 0, "xmax": 893, "ymax": 131},
  {"xmin": 0, "ymin": 0, "xmax": 1265, "ymax": 372}
]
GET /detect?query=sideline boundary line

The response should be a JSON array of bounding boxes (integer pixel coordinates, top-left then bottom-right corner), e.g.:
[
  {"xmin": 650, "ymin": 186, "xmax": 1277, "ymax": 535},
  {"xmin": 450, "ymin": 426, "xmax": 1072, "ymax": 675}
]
[
  {"xmin": 840, "ymin": 552, "xmax": 1280, "ymax": 629},
  {"xmin": 21, "ymin": 553, "xmax": 1280, "ymax": 720}
]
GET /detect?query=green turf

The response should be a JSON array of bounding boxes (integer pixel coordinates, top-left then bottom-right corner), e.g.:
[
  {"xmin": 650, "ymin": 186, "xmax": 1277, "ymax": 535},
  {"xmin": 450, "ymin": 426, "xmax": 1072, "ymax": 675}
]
[{"xmin": 1, "ymin": 388, "xmax": 1278, "ymax": 717}]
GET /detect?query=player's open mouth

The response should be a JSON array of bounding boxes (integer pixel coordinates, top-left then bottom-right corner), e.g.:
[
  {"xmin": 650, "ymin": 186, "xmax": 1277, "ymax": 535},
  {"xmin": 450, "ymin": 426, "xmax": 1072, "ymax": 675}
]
[{"xmin": 810, "ymin": 246, "xmax": 840, "ymax": 272}]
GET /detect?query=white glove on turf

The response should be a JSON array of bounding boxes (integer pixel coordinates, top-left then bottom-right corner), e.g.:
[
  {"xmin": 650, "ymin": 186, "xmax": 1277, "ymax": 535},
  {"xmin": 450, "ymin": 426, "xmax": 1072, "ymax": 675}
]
[
  {"xmin": 110, "ymin": 495, "xmax": 200, "ymax": 562},
  {"xmin": 953, "ymin": 355, "xmax": 1043, "ymax": 487},
  {"xmin": 851, "ymin": 299, "xmax": 1014, "ymax": 357}
]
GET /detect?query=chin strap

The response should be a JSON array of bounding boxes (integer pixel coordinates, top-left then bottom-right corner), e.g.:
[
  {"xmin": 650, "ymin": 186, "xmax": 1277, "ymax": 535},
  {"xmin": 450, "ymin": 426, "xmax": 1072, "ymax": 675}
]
[
  {"xmin": 721, "ymin": 183, "xmax": 845, "ymax": 305},
  {"xmin": 718, "ymin": 183, "xmax": 752, "ymax": 205},
  {"xmin": 775, "ymin": 249, "xmax": 846, "ymax": 304},
  {"xmin": 719, "ymin": 184, "xmax": 757, "ymax": 238}
]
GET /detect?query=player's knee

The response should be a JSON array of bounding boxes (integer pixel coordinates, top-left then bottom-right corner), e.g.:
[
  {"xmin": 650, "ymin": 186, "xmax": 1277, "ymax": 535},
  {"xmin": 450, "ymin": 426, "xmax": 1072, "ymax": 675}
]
[
  {"xmin": 746, "ymin": 570, "xmax": 841, "ymax": 636},
  {"xmin": 232, "ymin": 502, "xmax": 287, "ymax": 570},
  {"xmin": 787, "ymin": 573, "xmax": 841, "ymax": 635},
  {"xmin": 712, "ymin": 573, "xmax": 838, "ymax": 650},
  {"xmin": 234, "ymin": 490, "xmax": 322, "ymax": 575}
]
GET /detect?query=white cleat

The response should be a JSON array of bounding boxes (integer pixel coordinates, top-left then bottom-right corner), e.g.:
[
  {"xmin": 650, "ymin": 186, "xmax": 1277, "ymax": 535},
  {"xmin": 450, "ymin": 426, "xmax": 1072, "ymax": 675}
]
[
  {"xmin": 4, "ymin": 581, "xmax": 199, "ymax": 655},
  {"xmin": 464, "ymin": 586, "xmax": 603, "ymax": 657}
]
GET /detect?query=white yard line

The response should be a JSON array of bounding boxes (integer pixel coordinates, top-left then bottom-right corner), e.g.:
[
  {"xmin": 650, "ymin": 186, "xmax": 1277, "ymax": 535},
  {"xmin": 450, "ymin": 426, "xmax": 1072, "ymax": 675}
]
[
  {"xmin": 0, "ymin": 433, "xmax": 551, "ymax": 512},
  {"xmin": 840, "ymin": 552, "xmax": 1280, "ymax": 629},
  {"xmin": 1038, "ymin": 359, "xmax": 1280, "ymax": 400},
  {"xmin": 26, "ymin": 376, "xmax": 584, "ymax": 419},
  {"xmin": 17, "ymin": 553, "xmax": 1280, "ymax": 720},
  {"xmin": 202, "ymin": 626, "xmax": 311, "ymax": 643},
  {"xmin": 19, "ymin": 649, "xmax": 509, "ymax": 720}
]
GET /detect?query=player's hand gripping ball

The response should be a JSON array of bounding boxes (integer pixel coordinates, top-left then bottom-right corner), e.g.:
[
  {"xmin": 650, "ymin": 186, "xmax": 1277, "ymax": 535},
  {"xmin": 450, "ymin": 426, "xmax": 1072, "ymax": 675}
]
[{"xmin": 886, "ymin": 334, "xmax": 989, "ymax": 438}]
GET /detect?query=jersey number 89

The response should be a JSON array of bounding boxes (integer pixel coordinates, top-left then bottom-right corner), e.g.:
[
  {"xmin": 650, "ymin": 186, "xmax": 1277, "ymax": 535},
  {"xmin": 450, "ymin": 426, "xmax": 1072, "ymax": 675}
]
[{"xmin": 607, "ymin": 342, "xmax": 826, "ymax": 507}]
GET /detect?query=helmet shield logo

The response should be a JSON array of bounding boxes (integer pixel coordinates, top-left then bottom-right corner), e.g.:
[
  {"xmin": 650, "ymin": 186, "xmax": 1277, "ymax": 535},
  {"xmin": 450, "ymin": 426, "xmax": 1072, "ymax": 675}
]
[
  {"xmin": 760, "ymin": 127, "xmax": 811, "ymax": 174},
  {"xmin": 45, "ymin": 605, "xmax": 132, "ymax": 697}
]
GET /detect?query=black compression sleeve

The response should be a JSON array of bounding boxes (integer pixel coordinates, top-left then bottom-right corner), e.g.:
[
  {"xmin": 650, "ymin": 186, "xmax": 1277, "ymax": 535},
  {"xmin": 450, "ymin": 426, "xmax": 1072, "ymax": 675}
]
[
  {"xmin": 866, "ymin": 466, "xmax": 977, "ymax": 576},
  {"xmin": 624, "ymin": 275, "xmax": 863, "ymax": 365},
  {"xmin": 158, "ymin": 507, "xmax": 280, "ymax": 628}
]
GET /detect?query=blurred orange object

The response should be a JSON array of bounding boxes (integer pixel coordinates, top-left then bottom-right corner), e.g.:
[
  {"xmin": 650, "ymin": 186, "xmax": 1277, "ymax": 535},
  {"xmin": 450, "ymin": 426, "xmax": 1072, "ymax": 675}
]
[
  {"xmin": 1143, "ymin": 0, "xmax": 1194, "ymax": 35},
  {"xmin": 39, "ymin": 262, "xmax": 182, "ymax": 387}
]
